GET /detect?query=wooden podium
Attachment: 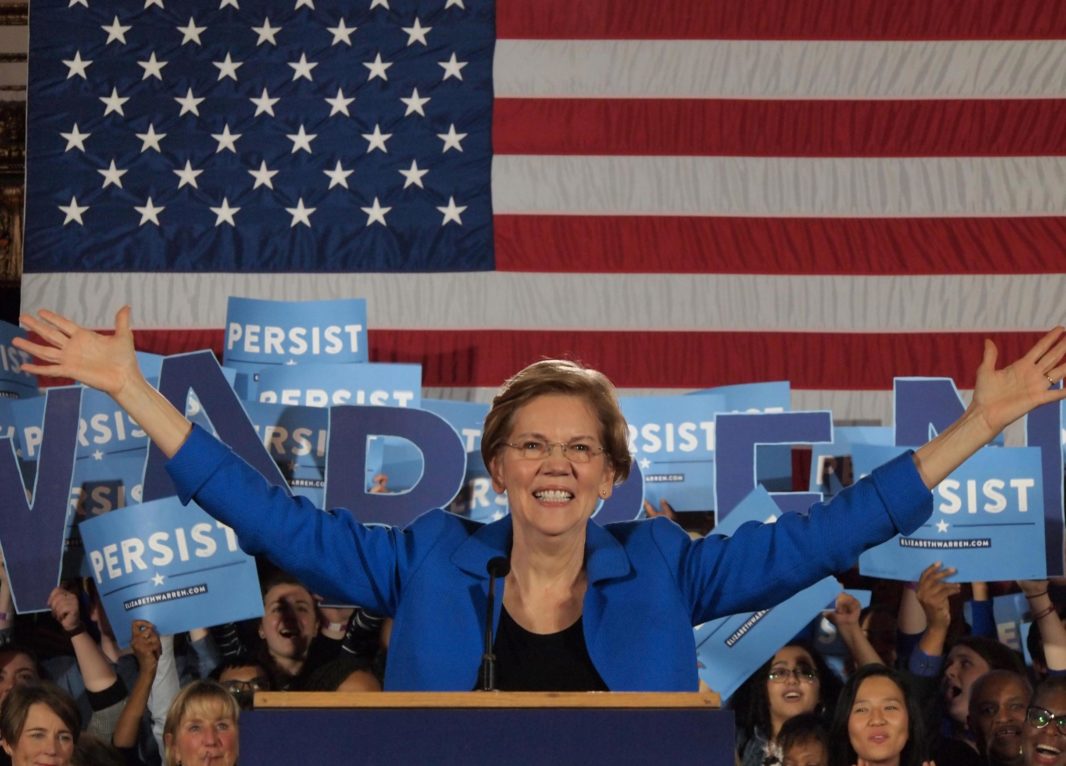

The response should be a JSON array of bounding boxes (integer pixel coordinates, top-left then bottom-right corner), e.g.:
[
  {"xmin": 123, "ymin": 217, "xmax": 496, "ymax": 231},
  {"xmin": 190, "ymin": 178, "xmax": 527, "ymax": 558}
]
[{"xmin": 242, "ymin": 691, "xmax": 734, "ymax": 764}]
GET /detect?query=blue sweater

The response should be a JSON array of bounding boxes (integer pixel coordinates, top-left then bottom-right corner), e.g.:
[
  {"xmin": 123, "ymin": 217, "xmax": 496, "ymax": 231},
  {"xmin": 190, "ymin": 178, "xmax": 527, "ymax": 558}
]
[{"xmin": 167, "ymin": 425, "xmax": 931, "ymax": 691}]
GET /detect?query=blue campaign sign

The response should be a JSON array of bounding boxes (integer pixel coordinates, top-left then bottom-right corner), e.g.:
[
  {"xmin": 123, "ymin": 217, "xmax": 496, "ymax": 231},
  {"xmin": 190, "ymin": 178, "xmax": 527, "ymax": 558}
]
[
  {"xmin": 857, "ymin": 445, "xmax": 1046, "ymax": 582},
  {"xmin": 963, "ymin": 592, "xmax": 1030, "ymax": 652},
  {"xmin": 715, "ymin": 411, "xmax": 833, "ymax": 521},
  {"xmin": 253, "ymin": 362, "xmax": 421, "ymax": 409},
  {"xmin": 894, "ymin": 378, "xmax": 1005, "ymax": 448},
  {"xmin": 12, "ymin": 391, "xmax": 145, "ymax": 462},
  {"xmin": 79, "ymin": 495, "xmax": 262, "ymax": 647},
  {"xmin": 1026, "ymin": 388, "xmax": 1064, "ymax": 577},
  {"xmin": 421, "ymin": 399, "xmax": 487, "ymax": 454},
  {"xmin": 448, "ymin": 450, "xmax": 508, "ymax": 523},
  {"xmin": 0, "ymin": 322, "xmax": 39, "ymax": 399},
  {"xmin": 695, "ymin": 576, "xmax": 842, "ymax": 702},
  {"xmin": 243, "ymin": 400, "xmax": 329, "ymax": 471},
  {"xmin": 325, "ymin": 406, "xmax": 466, "ymax": 526},
  {"xmin": 63, "ymin": 451, "xmax": 148, "ymax": 579},
  {"xmin": 0, "ymin": 386, "xmax": 81, "ymax": 613},
  {"xmin": 807, "ymin": 426, "xmax": 893, "ymax": 496},
  {"xmin": 223, "ymin": 296, "xmax": 368, "ymax": 373},
  {"xmin": 619, "ymin": 393, "xmax": 725, "ymax": 513}
]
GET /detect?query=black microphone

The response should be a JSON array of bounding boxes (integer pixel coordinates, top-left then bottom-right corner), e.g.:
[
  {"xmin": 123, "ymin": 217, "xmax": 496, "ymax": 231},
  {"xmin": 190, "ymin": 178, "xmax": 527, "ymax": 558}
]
[{"xmin": 479, "ymin": 556, "xmax": 510, "ymax": 691}]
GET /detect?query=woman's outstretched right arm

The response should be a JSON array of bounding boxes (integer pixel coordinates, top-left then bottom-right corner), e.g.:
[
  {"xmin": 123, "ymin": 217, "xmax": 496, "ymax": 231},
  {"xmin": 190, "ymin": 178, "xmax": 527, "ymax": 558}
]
[{"xmin": 14, "ymin": 306, "xmax": 193, "ymax": 458}]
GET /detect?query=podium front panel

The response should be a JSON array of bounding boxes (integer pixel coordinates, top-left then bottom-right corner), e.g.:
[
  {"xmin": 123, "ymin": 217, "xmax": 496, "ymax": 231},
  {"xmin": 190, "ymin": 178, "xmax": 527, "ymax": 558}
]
[{"xmin": 241, "ymin": 706, "xmax": 734, "ymax": 764}]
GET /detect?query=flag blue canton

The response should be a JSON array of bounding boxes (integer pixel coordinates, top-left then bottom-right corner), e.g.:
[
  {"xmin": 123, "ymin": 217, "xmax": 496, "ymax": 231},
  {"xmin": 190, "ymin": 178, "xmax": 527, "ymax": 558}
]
[{"xmin": 25, "ymin": 0, "xmax": 495, "ymax": 272}]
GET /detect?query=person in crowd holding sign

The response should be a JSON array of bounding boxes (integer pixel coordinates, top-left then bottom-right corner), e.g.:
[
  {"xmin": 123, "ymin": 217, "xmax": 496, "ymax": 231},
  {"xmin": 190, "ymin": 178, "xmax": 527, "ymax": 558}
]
[
  {"xmin": 14, "ymin": 308, "xmax": 1066, "ymax": 691},
  {"xmin": 829, "ymin": 665, "xmax": 930, "ymax": 766},
  {"xmin": 0, "ymin": 682, "xmax": 80, "ymax": 766}
]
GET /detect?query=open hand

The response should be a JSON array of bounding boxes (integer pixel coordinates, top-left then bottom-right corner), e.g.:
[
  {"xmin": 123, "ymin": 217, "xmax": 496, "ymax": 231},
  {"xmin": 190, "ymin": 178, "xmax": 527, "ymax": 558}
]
[{"xmin": 971, "ymin": 327, "xmax": 1066, "ymax": 434}]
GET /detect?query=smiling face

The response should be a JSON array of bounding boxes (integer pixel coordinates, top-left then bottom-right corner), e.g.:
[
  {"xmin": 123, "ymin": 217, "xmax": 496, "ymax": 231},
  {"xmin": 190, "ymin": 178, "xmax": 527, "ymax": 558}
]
[
  {"xmin": 1, "ymin": 702, "xmax": 75, "ymax": 766},
  {"xmin": 259, "ymin": 582, "xmax": 318, "ymax": 663},
  {"xmin": 165, "ymin": 700, "xmax": 238, "ymax": 766},
  {"xmin": 943, "ymin": 645, "xmax": 992, "ymax": 724},
  {"xmin": 970, "ymin": 673, "xmax": 1030, "ymax": 766},
  {"xmin": 1023, "ymin": 687, "xmax": 1066, "ymax": 766},
  {"xmin": 848, "ymin": 675, "xmax": 910, "ymax": 766},
  {"xmin": 767, "ymin": 646, "xmax": 822, "ymax": 733},
  {"xmin": 489, "ymin": 394, "xmax": 615, "ymax": 545}
]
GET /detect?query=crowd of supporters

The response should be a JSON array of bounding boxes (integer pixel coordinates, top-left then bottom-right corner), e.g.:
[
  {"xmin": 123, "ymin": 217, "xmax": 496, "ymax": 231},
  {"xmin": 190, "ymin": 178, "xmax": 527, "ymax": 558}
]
[{"xmin": 2, "ymin": 509, "xmax": 1065, "ymax": 766}]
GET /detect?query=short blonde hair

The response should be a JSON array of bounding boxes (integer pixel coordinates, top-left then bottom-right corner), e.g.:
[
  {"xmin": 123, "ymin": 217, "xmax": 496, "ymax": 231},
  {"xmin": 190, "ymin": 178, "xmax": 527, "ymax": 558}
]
[
  {"xmin": 481, "ymin": 359, "xmax": 631, "ymax": 483},
  {"xmin": 162, "ymin": 680, "xmax": 239, "ymax": 766}
]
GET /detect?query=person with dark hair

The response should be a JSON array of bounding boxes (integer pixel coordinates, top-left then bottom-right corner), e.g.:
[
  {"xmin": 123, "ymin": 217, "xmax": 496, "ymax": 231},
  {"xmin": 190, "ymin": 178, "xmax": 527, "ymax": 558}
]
[
  {"xmin": 830, "ymin": 665, "xmax": 930, "ymax": 766},
  {"xmin": 209, "ymin": 658, "xmax": 271, "ymax": 712},
  {"xmin": 969, "ymin": 670, "xmax": 1031, "ymax": 766},
  {"xmin": 735, "ymin": 642, "xmax": 842, "ymax": 766},
  {"xmin": 17, "ymin": 308, "xmax": 1066, "ymax": 691},
  {"xmin": 0, "ymin": 682, "xmax": 81, "ymax": 766},
  {"xmin": 1021, "ymin": 676, "xmax": 1066, "ymax": 766},
  {"xmin": 0, "ymin": 649, "xmax": 41, "ymax": 706},
  {"xmin": 778, "ymin": 713, "xmax": 828, "ymax": 766}
]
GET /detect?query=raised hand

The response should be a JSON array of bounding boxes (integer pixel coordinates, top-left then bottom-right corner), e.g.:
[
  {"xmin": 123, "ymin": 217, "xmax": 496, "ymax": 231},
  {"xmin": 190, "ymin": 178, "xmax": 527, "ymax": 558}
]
[
  {"xmin": 971, "ymin": 327, "xmax": 1066, "ymax": 434},
  {"xmin": 15, "ymin": 306, "xmax": 140, "ymax": 398}
]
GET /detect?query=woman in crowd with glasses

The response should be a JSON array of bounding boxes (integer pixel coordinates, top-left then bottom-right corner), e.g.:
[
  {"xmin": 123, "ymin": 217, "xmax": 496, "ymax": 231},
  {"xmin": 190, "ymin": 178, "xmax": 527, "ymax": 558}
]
[
  {"xmin": 15, "ymin": 308, "xmax": 1066, "ymax": 692},
  {"xmin": 735, "ymin": 642, "xmax": 842, "ymax": 766},
  {"xmin": 1022, "ymin": 677, "xmax": 1066, "ymax": 766}
]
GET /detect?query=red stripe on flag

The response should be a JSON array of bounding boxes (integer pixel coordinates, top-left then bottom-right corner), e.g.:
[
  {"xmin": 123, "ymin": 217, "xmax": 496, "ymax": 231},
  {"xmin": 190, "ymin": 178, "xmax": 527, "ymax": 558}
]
[
  {"xmin": 496, "ymin": 0, "xmax": 1066, "ymax": 40},
  {"xmin": 128, "ymin": 329, "xmax": 1047, "ymax": 391},
  {"xmin": 493, "ymin": 99, "xmax": 1066, "ymax": 157},
  {"xmin": 494, "ymin": 215, "xmax": 1066, "ymax": 275}
]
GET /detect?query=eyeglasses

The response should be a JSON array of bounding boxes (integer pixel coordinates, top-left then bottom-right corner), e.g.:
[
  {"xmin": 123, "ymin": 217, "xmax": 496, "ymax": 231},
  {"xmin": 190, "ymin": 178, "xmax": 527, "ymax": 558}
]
[
  {"xmin": 1027, "ymin": 705, "xmax": 1066, "ymax": 734},
  {"xmin": 503, "ymin": 440, "xmax": 605, "ymax": 464},
  {"xmin": 222, "ymin": 679, "xmax": 267, "ymax": 696},
  {"xmin": 767, "ymin": 667, "xmax": 818, "ymax": 684}
]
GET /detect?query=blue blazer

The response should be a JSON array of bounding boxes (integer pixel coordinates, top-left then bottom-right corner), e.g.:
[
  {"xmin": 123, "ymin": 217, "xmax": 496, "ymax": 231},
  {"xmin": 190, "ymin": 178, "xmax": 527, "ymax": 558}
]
[{"xmin": 168, "ymin": 425, "xmax": 931, "ymax": 691}]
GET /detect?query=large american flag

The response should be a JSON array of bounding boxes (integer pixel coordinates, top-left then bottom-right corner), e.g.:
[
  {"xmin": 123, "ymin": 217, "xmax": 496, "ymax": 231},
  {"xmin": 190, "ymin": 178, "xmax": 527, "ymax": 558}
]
[{"xmin": 21, "ymin": 1, "xmax": 1066, "ymax": 421}]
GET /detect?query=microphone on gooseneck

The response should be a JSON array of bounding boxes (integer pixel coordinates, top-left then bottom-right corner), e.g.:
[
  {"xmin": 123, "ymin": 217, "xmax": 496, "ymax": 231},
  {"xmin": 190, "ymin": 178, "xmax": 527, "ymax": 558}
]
[{"xmin": 479, "ymin": 556, "xmax": 511, "ymax": 691}]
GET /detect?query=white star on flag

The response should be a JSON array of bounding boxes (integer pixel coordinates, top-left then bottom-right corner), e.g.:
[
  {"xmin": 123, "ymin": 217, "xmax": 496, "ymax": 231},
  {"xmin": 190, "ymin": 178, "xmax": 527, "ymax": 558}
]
[
  {"xmin": 211, "ymin": 124, "xmax": 241, "ymax": 153},
  {"xmin": 98, "ymin": 159, "xmax": 127, "ymax": 188},
  {"xmin": 211, "ymin": 198, "xmax": 239, "ymax": 226},
  {"xmin": 135, "ymin": 197, "xmax": 164, "ymax": 226},
  {"xmin": 438, "ymin": 124, "xmax": 467, "ymax": 152},
  {"xmin": 399, "ymin": 159, "xmax": 428, "ymax": 189},
  {"xmin": 286, "ymin": 198, "xmax": 315, "ymax": 227},
  {"xmin": 369, "ymin": 0, "xmax": 389, "ymax": 8},
  {"xmin": 287, "ymin": 125, "xmax": 316, "ymax": 153},
  {"xmin": 177, "ymin": 17, "xmax": 205, "ymax": 45},
  {"xmin": 328, "ymin": 18, "xmax": 356, "ymax": 45},
  {"xmin": 437, "ymin": 196, "xmax": 467, "ymax": 225},
  {"xmin": 325, "ymin": 88, "xmax": 354, "ymax": 117},
  {"xmin": 61, "ymin": 124, "xmax": 89, "ymax": 152},
  {"xmin": 63, "ymin": 51, "xmax": 92, "ymax": 79},
  {"xmin": 250, "ymin": 88, "xmax": 279, "ymax": 117},
  {"xmin": 219, "ymin": 0, "xmax": 238, "ymax": 9},
  {"xmin": 252, "ymin": 18, "xmax": 280, "ymax": 45},
  {"xmin": 362, "ymin": 124, "xmax": 391, "ymax": 153},
  {"xmin": 213, "ymin": 52, "xmax": 242, "ymax": 81},
  {"xmin": 361, "ymin": 197, "xmax": 390, "ymax": 226},
  {"xmin": 174, "ymin": 88, "xmax": 204, "ymax": 116},
  {"xmin": 248, "ymin": 160, "xmax": 278, "ymax": 189},
  {"xmin": 402, "ymin": 18, "xmax": 431, "ymax": 46},
  {"xmin": 136, "ymin": 124, "xmax": 165, "ymax": 152},
  {"xmin": 439, "ymin": 52, "xmax": 467, "ymax": 81},
  {"xmin": 101, "ymin": 15, "xmax": 131, "ymax": 44},
  {"xmin": 324, "ymin": 160, "xmax": 353, "ymax": 189},
  {"xmin": 400, "ymin": 87, "xmax": 429, "ymax": 117},
  {"xmin": 100, "ymin": 87, "xmax": 129, "ymax": 116},
  {"xmin": 294, "ymin": 0, "xmax": 313, "ymax": 9},
  {"xmin": 363, "ymin": 52, "xmax": 392, "ymax": 81},
  {"xmin": 137, "ymin": 51, "xmax": 167, "ymax": 80},
  {"xmin": 289, "ymin": 52, "xmax": 317, "ymax": 81},
  {"xmin": 174, "ymin": 160, "xmax": 202, "ymax": 189},
  {"xmin": 444, "ymin": 0, "xmax": 465, "ymax": 7},
  {"xmin": 59, "ymin": 196, "xmax": 88, "ymax": 225}
]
